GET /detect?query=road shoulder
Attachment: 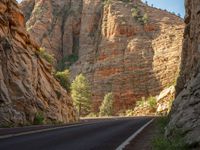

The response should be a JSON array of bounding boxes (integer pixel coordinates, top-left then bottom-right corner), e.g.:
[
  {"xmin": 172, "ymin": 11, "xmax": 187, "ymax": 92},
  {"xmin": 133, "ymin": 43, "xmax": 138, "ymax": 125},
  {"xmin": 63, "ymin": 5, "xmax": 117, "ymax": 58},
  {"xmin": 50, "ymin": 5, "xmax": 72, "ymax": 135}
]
[{"xmin": 124, "ymin": 120, "xmax": 158, "ymax": 150}]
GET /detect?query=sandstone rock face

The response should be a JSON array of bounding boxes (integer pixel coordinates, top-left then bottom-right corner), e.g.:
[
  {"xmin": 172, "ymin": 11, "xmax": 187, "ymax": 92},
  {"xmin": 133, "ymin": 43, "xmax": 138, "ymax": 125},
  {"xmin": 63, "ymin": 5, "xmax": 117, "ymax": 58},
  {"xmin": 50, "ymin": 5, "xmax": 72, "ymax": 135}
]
[
  {"xmin": 21, "ymin": 0, "xmax": 184, "ymax": 113},
  {"xmin": 73, "ymin": 0, "xmax": 184, "ymax": 113},
  {"xmin": 166, "ymin": 0, "xmax": 200, "ymax": 147},
  {"xmin": 0, "ymin": 0, "xmax": 77, "ymax": 126},
  {"xmin": 20, "ymin": 0, "xmax": 82, "ymax": 59}
]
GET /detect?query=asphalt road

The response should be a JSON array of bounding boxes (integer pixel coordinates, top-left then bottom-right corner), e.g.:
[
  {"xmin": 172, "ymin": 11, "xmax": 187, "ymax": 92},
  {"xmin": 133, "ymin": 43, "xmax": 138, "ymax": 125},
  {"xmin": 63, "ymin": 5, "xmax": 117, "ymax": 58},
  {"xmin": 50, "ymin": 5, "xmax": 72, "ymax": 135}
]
[{"xmin": 0, "ymin": 117, "xmax": 152, "ymax": 150}]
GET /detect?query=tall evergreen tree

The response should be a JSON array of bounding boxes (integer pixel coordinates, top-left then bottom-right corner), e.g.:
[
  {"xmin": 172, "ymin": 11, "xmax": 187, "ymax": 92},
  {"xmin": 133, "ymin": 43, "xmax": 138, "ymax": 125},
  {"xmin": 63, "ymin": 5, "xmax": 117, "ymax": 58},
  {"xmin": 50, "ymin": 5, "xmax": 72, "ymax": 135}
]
[
  {"xmin": 99, "ymin": 92, "xmax": 113, "ymax": 116},
  {"xmin": 71, "ymin": 74, "xmax": 92, "ymax": 116}
]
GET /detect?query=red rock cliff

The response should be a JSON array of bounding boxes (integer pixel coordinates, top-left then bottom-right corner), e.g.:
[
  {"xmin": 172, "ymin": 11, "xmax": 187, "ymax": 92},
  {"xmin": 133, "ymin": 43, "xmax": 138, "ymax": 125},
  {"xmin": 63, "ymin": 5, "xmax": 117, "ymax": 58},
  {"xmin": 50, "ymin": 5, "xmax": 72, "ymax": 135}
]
[{"xmin": 20, "ymin": 0, "xmax": 184, "ymax": 113}]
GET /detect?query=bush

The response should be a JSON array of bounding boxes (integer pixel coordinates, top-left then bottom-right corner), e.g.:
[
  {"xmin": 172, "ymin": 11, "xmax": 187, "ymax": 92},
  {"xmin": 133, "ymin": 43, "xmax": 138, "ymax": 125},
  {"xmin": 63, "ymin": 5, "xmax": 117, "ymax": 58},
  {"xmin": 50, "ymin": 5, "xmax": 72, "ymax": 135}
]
[
  {"xmin": 136, "ymin": 96, "xmax": 157, "ymax": 110},
  {"xmin": 152, "ymin": 117, "xmax": 189, "ymax": 150},
  {"xmin": 55, "ymin": 69, "xmax": 70, "ymax": 92},
  {"xmin": 34, "ymin": 113, "xmax": 44, "ymax": 125},
  {"xmin": 37, "ymin": 47, "xmax": 55, "ymax": 64},
  {"xmin": 147, "ymin": 96, "xmax": 157, "ymax": 109},
  {"xmin": 99, "ymin": 92, "xmax": 113, "ymax": 116},
  {"xmin": 131, "ymin": 6, "xmax": 149, "ymax": 25},
  {"xmin": 57, "ymin": 54, "xmax": 78, "ymax": 71},
  {"xmin": 142, "ymin": 13, "xmax": 149, "ymax": 24}
]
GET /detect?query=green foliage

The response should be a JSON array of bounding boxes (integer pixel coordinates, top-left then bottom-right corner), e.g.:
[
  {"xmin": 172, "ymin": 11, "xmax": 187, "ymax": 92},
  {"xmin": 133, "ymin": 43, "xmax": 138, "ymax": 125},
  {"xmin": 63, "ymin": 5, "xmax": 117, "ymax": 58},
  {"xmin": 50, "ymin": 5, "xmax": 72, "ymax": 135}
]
[
  {"xmin": 37, "ymin": 47, "xmax": 55, "ymax": 64},
  {"xmin": 152, "ymin": 117, "xmax": 189, "ymax": 150},
  {"xmin": 136, "ymin": 96, "xmax": 157, "ymax": 110},
  {"xmin": 131, "ymin": 6, "xmax": 140, "ymax": 18},
  {"xmin": 131, "ymin": 6, "xmax": 149, "ymax": 25},
  {"xmin": 147, "ymin": 96, "xmax": 157, "ymax": 109},
  {"xmin": 57, "ymin": 54, "xmax": 78, "ymax": 71},
  {"xmin": 55, "ymin": 69, "xmax": 70, "ymax": 92},
  {"xmin": 71, "ymin": 74, "xmax": 92, "ymax": 116},
  {"xmin": 142, "ymin": 13, "xmax": 149, "ymax": 24},
  {"xmin": 34, "ymin": 113, "xmax": 44, "ymax": 125},
  {"xmin": 99, "ymin": 92, "xmax": 113, "ymax": 116}
]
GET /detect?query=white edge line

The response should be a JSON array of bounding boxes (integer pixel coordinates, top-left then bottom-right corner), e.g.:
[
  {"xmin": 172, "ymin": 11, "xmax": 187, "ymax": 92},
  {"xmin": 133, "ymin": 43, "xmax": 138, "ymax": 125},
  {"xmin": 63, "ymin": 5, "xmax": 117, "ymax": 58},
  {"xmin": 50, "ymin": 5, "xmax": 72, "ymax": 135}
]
[
  {"xmin": 0, "ymin": 122, "xmax": 96, "ymax": 140},
  {"xmin": 115, "ymin": 118, "xmax": 155, "ymax": 150}
]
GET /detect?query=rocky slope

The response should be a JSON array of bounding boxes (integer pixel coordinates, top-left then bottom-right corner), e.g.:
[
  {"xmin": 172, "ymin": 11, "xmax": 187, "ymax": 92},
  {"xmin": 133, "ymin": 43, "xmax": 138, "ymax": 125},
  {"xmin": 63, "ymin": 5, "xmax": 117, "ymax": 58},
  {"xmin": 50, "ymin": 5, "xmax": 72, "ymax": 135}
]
[
  {"xmin": 166, "ymin": 0, "xmax": 200, "ymax": 147},
  {"xmin": 0, "ymin": 0, "xmax": 77, "ymax": 126},
  {"xmin": 20, "ymin": 0, "xmax": 184, "ymax": 113}
]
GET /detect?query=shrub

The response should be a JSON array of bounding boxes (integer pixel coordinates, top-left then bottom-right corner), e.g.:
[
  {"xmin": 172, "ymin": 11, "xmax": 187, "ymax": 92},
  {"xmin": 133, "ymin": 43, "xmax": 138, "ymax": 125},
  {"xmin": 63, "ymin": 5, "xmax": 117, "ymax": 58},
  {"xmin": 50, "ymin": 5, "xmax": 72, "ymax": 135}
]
[
  {"xmin": 34, "ymin": 113, "xmax": 44, "ymax": 125},
  {"xmin": 136, "ymin": 96, "xmax": 157, "ymax": 109},
  {"xmin": 142, "ymin": 13, "xmax": 149, "ymax": 24},
  {"xmin": 71, "ymin": 74, "xmax": 92, "ymax": 116},
  {"xmin": 131, "ymin": 6, "xmax": 149, "ymax": 25},
  {"xmin": 57, "ymin": 54, "xmax": 78, "ymax": 71},
  {"xmin": 37, "ymin": 47, "xmax": 55, "ymax": 64},
  {"xmin": 55, "ymin": 69, "xmax": 70, "ymax": 92},
  {"xmin": 152, "ymin": 117, "xmax": 188, "ymax": 150},
  {"xmin": 147, "ymin": 96, "xmax": 157, "ymax": 109},
  {"xmin": 99, "ymin": 92, "xmax": 113, "ymax": 116}
]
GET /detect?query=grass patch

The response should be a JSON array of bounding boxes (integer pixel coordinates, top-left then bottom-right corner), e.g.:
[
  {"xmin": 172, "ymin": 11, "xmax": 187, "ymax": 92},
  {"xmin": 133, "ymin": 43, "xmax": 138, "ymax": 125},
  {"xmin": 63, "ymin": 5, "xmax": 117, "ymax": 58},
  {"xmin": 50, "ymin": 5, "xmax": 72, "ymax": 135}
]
[
  {"xmin": 33, "ymin": 113, "xmax": 44, "ymax": 125},
  {"xmin": 152, "ymin": 117, "xmax": 189, "ymax": 150}
]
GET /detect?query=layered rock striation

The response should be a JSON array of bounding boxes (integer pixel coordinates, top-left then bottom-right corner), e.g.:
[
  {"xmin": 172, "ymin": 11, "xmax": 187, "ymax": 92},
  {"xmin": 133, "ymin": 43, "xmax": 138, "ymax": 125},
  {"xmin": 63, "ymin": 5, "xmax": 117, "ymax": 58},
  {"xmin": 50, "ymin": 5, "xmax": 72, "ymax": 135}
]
[
  {"xmin": 0, "ymin": 0, "xmax": 77, "ymax": 126},
  {"xmin": 167, "ymin": 0, "xmax": 200, "ymax": 147},
  {"xmin": 21, "ymin": 0, "xmax": 184, "ymax": 113},
  {"xmin": 20, "ymin": 0, "xmax": 82, "ymax": 59}
]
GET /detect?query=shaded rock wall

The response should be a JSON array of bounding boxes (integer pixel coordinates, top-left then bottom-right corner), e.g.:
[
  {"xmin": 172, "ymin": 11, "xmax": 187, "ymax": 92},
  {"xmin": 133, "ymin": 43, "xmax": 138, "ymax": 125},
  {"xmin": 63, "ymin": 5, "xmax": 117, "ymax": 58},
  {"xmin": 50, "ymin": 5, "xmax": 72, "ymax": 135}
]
[
  {"xmin": 167, "ymin": 0, "xmax": 200, "ymax": 147},
  {"xmin": 0, "ymin": 0, "xmax": 77, "ymax": 126}
]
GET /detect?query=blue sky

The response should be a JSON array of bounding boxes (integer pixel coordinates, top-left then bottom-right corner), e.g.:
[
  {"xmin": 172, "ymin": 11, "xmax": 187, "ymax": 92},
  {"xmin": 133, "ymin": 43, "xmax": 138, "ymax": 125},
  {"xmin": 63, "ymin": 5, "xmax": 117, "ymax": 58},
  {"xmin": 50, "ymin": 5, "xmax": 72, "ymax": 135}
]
[
  {"xmin": 142, "ymin": 0, "xmax": 185, "ymax": 18},
  {"xmin": 17, "ymin": 0, "xmax": 185, "ymax": 18}
]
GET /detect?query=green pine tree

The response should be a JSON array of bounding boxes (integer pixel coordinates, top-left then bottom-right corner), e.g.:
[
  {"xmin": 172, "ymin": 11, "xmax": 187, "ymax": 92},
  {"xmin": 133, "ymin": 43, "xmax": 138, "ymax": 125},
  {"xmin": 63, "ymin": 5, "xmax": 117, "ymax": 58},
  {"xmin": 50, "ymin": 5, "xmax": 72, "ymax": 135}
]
[
  {"xmin": 71, "ymin": 74, "xmax": 92, "ymax": 116},
  {"xmin": 99, "ymin": 92, "xmax": 113, "ymax": 116}
]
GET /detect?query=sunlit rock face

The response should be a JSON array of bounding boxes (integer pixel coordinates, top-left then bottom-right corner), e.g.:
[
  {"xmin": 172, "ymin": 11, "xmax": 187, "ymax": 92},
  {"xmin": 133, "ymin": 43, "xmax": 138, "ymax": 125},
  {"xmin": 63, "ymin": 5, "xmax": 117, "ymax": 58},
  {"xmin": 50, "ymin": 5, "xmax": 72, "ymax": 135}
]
[
  {"xmin": 0, "ymin": 0, "xmax": 77, "ymax": 126},
  {"xmin": 20, "ymin": 0, "xmax": 184, "ymax": 113},
  {"xmin": 20, "ymin": 0, "xmax": 82, "ymax": 59},
  {"xmin": 166, "ymin": 0, "xmax": 200, "ymax": 147}
]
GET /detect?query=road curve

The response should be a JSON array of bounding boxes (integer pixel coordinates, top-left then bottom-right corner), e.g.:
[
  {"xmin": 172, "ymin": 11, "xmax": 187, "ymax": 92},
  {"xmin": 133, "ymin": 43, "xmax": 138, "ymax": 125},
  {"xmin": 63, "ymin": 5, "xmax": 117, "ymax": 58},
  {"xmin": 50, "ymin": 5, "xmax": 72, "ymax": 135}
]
[{"xmin": 0, "ymin": 117, "xmax": 152, "ymax": 150}]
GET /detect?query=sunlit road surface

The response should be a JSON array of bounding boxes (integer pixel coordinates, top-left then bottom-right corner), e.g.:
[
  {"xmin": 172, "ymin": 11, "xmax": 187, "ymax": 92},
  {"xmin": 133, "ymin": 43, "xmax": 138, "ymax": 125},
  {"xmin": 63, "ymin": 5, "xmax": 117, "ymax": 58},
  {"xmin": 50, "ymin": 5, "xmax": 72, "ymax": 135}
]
[{"xmin": 0, "ymin": 117, "xmax": 152, "ymax": 150}]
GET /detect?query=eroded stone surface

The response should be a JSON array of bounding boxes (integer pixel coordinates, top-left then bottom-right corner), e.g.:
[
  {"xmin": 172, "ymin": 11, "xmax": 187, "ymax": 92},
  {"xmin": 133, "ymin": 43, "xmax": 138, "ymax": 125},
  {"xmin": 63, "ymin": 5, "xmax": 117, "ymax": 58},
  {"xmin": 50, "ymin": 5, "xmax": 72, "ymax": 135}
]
[
  {"xmin": 0, "ymin": 0, "xmax": 77, "ymax": 126},
  {"xmin": 20, "ymin": 0, "xmax": 184, "ymax": 113},
  {"xmin": 166, "ymin": 0, "xmax": 200, "ymax": 147}
]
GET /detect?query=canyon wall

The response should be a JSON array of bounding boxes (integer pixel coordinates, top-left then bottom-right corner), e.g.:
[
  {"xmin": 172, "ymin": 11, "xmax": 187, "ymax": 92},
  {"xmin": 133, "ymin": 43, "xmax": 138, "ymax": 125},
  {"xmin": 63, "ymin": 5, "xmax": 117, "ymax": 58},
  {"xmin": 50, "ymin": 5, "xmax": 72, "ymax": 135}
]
[
  {"xmin": 0, "ymin": 0, "xmax": 77, "ymax": 126},
  {"xmin": 166, "ymin": 0, "xmax": 200, "ymax": 147},
  {"xmin": 21, "ymin": 0, "xmax": 184, "ymax": 113},
  {"xmin": 20, "ymin": 0, "xmax": 82, "ymax": 59}
]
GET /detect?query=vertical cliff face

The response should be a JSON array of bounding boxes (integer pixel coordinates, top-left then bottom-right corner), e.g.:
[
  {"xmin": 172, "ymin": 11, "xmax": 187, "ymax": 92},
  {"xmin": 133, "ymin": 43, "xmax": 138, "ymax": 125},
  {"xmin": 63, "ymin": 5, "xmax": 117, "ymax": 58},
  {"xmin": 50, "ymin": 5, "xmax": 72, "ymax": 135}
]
[
  {"xmin": 0, "ymin": 0, "xmax": 77, "ymax": 126},
  {"xmin": 20, "ymin": 0, "xmax": 83, "ymax": 59},
  {"xmin": 20, "ymin": 0, "xmax": 184, "ymax": 113},
  {"xmin": 72, "ymin": 0, "xmax": 184, "ymax": 113},
  {"xmin": 166, "ymin": 0, "xmax": 200, "ymax": 147}
]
